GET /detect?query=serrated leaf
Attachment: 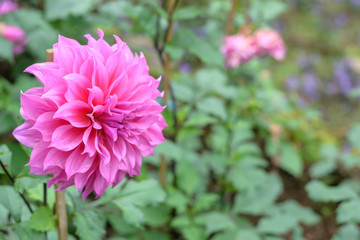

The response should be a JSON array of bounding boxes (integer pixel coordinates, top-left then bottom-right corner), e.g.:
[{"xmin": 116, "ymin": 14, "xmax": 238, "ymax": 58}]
[
  {"xmin": 306, "ymin": 180, "xmax": 357, "ymax": 202},
  {"xmin": 28, "ymin": 206, "xmax": 56, "ymax": 232},
  {"xmin": 45, "ymin": 0, "xmax": 96, "ymax": 20},
  {"xmin": 142, "ymin": 205, "xmax": 171, "ymax": 227},
  {"xmin": 177, "ymin": 160, "xmax": 201, "ymax": 195},
  {"xmin": 233, "ymin": 173, "xmax": 283, "ymax": 214},
  {"xmin": 193, "ymin": 194, "xmax": 219, "ymax": 212},
  {"xmin": 116, "ymin": 203, "xmax": 144, "ymax": 228},
  {"xmin": 337, "ymin": 199, "xmax": 360, "ymax": 224},
  {"xmin": 280, "ymin": 143, "xmax": 303, "ymax": 177},
  {"xmin": 266, "ymin": 200, "xmax": 320, "ymax": 225},
  {"xmin": 0, "ymin": 186, "xmax": 23, "ymax": 221},
  {"xmin": 14, "ymin": 175, "xmax": 48, "ymax": 192},
  {"xmin": 74, "ymin": 210, "xmax": 106, "ymax": 240},
  {"xmin": 332, "ymin": 223, "xmax": 360, "ymax": 240},
  {"xmin": 236, "ymin": 230, "xmax": 261, "ymax": 240},
  {"xmin": 196, "ymin": 97, "xmax": 227, "ymax": 121},
  {"xmin": 200, "ymin": 212, "xmax": 236, "ymax": 236},
  {"xmin": 258, "ymin": 215, "xmax": 297, "ymax": 235},
  {"xmin": 114, "ymin": 179, "xmax": 166, "ymax": 207}
]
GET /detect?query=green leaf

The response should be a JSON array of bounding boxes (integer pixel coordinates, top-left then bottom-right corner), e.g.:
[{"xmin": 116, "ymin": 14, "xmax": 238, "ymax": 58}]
[
  {"xmin": 332, "ymin": 223, "xmax": 360, "ymax": 240},
  {"xmin": 173, "ymin": 6, "xmax": 203, "ymax": 20},
  {"xmin": 171, "ymin": 215, "xmax": 191, "ymax": 229},
  {"xmin": 235, "ymin": 230, "xmax": 261, "ymax": 240},
  {"xmin": 306, "ymin": 180, "xmax": 357, "ymax": 202},
  {"xmin": 0, "ymin": 144, "xmax": 12, "ymax": 175},
  {"xmin": 74, "ymin": 210, "xmax": 106, "ymax": 240},
  {"xmin": 250, "ymin": 0, "xmax": 286, "ymax": 23},
  {"xmin": 143, "ymin": 230, "xmax": 170, "ymax": 240},
  {"xmin": 310, "ymin": 144, "xmax": 338, "ymax": 178},
  {"xmin": 200, "ymin": 212, "xmax": 236, "ymax": 236},
  {"xmin": 13, "ymin": 223, "xmax": 45, "ymax": 240},
  {"xmin": 280, "ymin": 143, "xmax": 303, "ymax": 177},
  {"xmin": 337, "ymin": 199, "xmax": 360, "ymax": 224},
  {"xmin": 15, "ymin": 175, "xmax": 48, "ymax": 192},
  {"xmin": 258, "ymin": 215, "xmax": 297, "ymax": 235},
  {"xmin": 45, "ymin": 0, "xmax": 96, "ymax": 20},
  {"xmin": 0, "ymin": 37, "xmax": 13, "ymax": 61},
  {"xmin": 117, "ymin": 203, "xmax": 144, "ymax": 228},
  {"xmin": 28, "ymin": 206, "xmax": 56, "ymax": 232},
  {"xmin": 233, "ymin": 173, "xmax": 283, "ymax": 214},
  {"xmin": 166, "ymin": 188, "xmax": 188, "ymax": 214},
  {"xmin": 347, "ymin": 124, "xmax": 360, "ymax": 150},
  {"xmin": 185, "ymin": 113, "xmax": 217, "ymax": 127},
  {"xmin": 113, "ymin": 179, "xmax": 166, "ymax": 207},
  {"xmin": 196, "ymin": 97, "xmax": 227, "ymax": 121},
  {"xmin": 177, "ymin": 160, "xmax": 201, "ymax": 195},
  {"xmin": 0, "ymin": 186, "xmax": 23, "ymax": 221},
  {"xmin": 142, "ymin": 205, "xmax": 171, "ymax": 227},
  {"xmin": 193, "ymin": 193, "xmax": 219, "ymax": 212},
  {"xmin": 182, "ymin": 226, "xmax": 205, "ymax": 240},
  {"xmin": 266, "ymin": 200, "xmax": 320, "ymax": 225}
]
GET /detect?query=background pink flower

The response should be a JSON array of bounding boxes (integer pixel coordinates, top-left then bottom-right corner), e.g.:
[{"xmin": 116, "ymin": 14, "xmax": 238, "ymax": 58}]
[
  {"xmin": 0, "ymin": 24, "xmax": 27, "ymax": 55},
  {"xmin": 254, "ymin": 29, "xmax": 286, "ymax": 60},
  {"xmin": 221, "ymin": 34, "xmax": 257, "ymax": 68},
  {"xmin": 13, "ymin": 29, "xmax": 167, "ymax": 200},
  {"xmin": 0, "ymin": 0, "xmax": 17, "ymax": 16}
]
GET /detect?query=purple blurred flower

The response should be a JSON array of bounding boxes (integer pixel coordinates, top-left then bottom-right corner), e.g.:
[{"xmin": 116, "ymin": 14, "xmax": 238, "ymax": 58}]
[
  {"xmin": 194, "ymin": 27, "xmax": 206, "ymax": 38},
  {"xmin": 286, "ymin": 75, "xmax": 300, "ymax": 91},
  {"xmin": 334, "ymin": 13, "xmax": 348, "ymax": 27},
  {"xmin": 350, "ymin": 0, "xmax": 360, "ymax": 7},
  {"xmin": 334, "ymin": 59, "xmax": 353, "ymax": 96},
  {"xmin": 302, "ymin": 72, "xmax": 320, "ymax": 101},
  {"xmin": 179, "ymin": 62, "xmax": 192, "ymax": 74}
]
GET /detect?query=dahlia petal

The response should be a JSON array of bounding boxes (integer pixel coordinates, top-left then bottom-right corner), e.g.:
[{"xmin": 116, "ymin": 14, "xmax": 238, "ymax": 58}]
[
  {"xmin": 27, "ymin": 142, "xmax": 50, "ymax": 173},
  {"xmin": 92, "ymin": 61, "xmax": 109, "ymax": 92},
  {"xmin": 93, "ymin": 174, "xmax": 108, "ymax": 197},
  {"xmin": 54, "ymin": 101, "xmax": 91, "ymax": 128},
  {"xmin": 32, "ymin": 112, "xmax": 67, "ymax": 142},
  {"xmin": 43, "ymin": 148, "xmax": 69, "ymax": 171},
  {"xmin": 82, "ymin": 127, "xmax": 97, "ymax": 156},
  {"xmin": 13, "ymin": 120, "xmax": 41, "ymax": 148},
  {"xmin": 51, "ymin": 125, "xmax": 84, "ymax": 151},
  {"xmin": 65, "ymin": 148, "xmax": 94, "ymax": 179},
  {"xmin": 64, "ymin": 73, "xmax": 91, "ymax": 102},
  {"xmin": 20, "ymin": 88, "xmax": 56, "ymax": 120}
]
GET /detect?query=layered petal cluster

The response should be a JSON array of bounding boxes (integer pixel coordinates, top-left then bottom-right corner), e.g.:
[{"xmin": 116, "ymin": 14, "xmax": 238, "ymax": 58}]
[
  {"xmin": 13, "ymin": 29, "xmax": 167, "ymax": 200},
  {"xmin": 0, "ymin": 23, "xmax": 27, "ymax": 55},
  {"xmin": 0, "ymin": 0, "xmax": 17, "ymax": 16},
  {"xmin": 221, "ymin": 28, "xmax": 286, "ymax": 68}
]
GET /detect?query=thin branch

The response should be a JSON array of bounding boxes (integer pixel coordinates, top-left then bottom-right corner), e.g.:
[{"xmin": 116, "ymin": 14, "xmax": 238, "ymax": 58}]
[
  {"xmin": 0, "ymin": 160, "xmax": 33, "ymax": 213},
  {"xmin": 226, "ymin": 0, "xmax": 237, "ymax": 35}
]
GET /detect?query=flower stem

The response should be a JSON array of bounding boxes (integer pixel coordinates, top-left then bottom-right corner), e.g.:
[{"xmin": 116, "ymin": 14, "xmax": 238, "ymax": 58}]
[
  {"xmin": 0, "ymin": 159, "xmax": 33, "ymax": 213},
  {"xmin": 226, "ymin": 0, "xmax": 237, "ymax": 35}
]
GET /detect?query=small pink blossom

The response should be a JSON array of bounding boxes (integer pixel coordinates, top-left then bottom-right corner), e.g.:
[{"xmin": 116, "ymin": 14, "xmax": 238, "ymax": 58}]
[
  {"xmin": 221, "ymin": 34, "xmax": 257, "ymax": 68},
  {"xmin": 254, "ymin": 29, "xmax": 286, "ymax": 61},
  {"xmin": 13, "ymin": 29, "xmax": 166, "ymax": 200},
  {"xmin": 0, "ymin": 24, "xmax": 27, "ymax": 55},
  {"xmin": 0, "ymin": 0, "xmax": 17, "ymax": 16}
]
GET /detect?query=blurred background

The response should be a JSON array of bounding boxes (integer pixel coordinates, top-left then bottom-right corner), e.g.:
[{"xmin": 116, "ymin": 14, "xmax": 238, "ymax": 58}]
[{"xmin": 0, "ymin": 0, "xmax": 360, "ymax": 240}]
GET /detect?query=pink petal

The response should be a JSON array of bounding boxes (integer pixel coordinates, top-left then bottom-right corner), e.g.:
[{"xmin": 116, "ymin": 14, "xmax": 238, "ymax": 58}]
[{"xmin": 51, "ymin": 125, "xmax": 84, "ymax": 151}]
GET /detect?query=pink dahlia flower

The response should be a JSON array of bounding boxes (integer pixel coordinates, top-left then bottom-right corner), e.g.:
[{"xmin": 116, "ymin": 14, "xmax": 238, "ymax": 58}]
[
  {"xmin": 0, "ymin": 0, "xmax": 17, "ymax": 16},
  {"xmin": 13, "ymin": 29, "xmax": 167, "ymax": 200},
  {"xmin": 221, "ymin": 34, "xmax": 257, "ymax": 68},
  {"xmin": 254, "ymin": 29, "xmax": 286, "ymax": 61}
]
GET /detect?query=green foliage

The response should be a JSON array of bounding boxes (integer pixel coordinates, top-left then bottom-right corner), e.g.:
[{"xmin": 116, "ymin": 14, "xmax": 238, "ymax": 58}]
[{"xmin": 28, "ymin": 206, "xmax": 56, "ymax": 232}]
